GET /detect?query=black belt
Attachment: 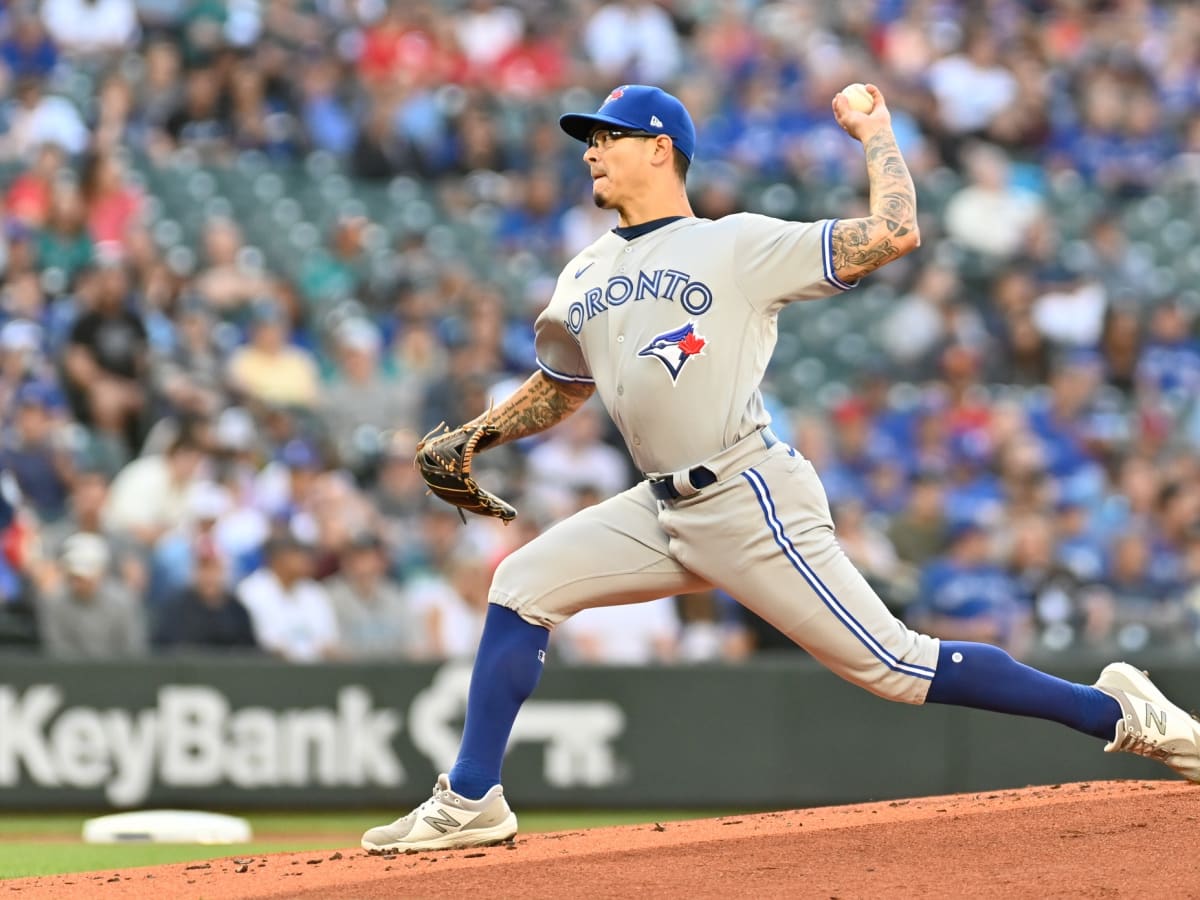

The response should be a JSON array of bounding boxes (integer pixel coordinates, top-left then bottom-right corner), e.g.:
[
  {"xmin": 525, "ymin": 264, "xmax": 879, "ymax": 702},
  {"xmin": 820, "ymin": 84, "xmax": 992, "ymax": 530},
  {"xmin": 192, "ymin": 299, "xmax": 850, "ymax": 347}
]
[{"xmin": 648, "ymin": 428, "xmax": 779, "ymax": 502}]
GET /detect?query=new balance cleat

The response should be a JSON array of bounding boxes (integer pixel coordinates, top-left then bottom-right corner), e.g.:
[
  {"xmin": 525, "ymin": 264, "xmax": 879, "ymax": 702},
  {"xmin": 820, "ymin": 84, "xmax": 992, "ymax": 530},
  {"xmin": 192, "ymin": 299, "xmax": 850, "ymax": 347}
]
[
  {"xmin": 1094, "ymin": 662, "xmax": 1200, "ymax": 783},
  {"xmin": 361, "ymin": 773, "xmax": 518, "ymax": 853}
]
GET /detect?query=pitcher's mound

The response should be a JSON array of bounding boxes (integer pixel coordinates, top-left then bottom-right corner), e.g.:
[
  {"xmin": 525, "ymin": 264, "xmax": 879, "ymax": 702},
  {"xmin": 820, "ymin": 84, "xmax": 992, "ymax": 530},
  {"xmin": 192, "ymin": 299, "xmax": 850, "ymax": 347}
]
[{"xmin": 12, "ymin": 780, "xmax": 1199, "ymax": 899}]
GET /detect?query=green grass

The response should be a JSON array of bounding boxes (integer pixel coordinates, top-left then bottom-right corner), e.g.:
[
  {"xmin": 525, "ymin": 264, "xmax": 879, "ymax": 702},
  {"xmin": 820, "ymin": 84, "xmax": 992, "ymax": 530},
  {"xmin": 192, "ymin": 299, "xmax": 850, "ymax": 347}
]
[
  {"xmin": 0, "ymin": 840, "xmax": 338, "ymax": 879},
  {"xmin": 0, "ymin": 809, "xmax": 725, "ymax": 880}
]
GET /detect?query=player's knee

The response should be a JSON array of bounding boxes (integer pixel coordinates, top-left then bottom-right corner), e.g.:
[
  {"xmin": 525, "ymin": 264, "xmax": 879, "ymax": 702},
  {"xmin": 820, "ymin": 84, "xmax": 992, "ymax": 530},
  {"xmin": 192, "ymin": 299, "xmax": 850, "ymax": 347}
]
[
  {"xmin": 828, "ymin": 626, "xmax": 938, "ymax": 705},
  {"xmin": 488, "ymin": 549, "xmax": 557, "ymax": 627},
  {"xmin": 842, "ymin": 660, "xmax": 933, "ymax": 706},
  {"xmin": 873, "ymin": 675, "xmax": 927, "ymax": 705},
  {"xmin": 489, "ymin": 550, "xmax": 522, "ymax": 598},
  {"xmin": 489, "ymin": 550, "xmax": 531, "ymax": 609}
]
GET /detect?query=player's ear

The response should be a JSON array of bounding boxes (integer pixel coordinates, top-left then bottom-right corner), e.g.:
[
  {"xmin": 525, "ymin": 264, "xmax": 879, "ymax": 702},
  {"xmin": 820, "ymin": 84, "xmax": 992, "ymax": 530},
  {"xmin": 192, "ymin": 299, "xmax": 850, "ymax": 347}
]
[{"xmin": 654, "ymin": 135, "xmax": 675, "ymax": 167}]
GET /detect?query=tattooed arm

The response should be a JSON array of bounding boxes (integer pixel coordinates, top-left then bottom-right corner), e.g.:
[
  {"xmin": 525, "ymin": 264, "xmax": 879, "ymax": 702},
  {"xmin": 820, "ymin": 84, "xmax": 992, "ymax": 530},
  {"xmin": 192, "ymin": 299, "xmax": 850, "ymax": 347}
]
[
  {"xmin": 464, "ymin": 371, "xmax": 596, "ymax": 449},
  {"xmin": 829, "ymin": 84, "xmax": 921, "ymax": 284}
]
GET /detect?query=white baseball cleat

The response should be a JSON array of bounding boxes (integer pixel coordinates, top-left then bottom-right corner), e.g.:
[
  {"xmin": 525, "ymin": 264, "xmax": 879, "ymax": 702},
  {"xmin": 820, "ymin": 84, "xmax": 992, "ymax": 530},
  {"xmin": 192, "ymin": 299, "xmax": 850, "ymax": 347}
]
[
  {"xmin": 1094, "ymin": 662, "xmax": 1200, "ymax": 783},
  {"xmin": 361, "ymin": 773, "xmax": 518, "ymax": 854}
]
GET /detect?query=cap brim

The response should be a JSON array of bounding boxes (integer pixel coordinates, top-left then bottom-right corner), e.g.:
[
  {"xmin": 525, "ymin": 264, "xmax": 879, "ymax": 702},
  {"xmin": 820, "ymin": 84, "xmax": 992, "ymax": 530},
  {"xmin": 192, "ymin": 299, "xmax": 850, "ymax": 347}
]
[{"xmin": 559, "ymin": 112, "xmax": 638, "ymax": 143}]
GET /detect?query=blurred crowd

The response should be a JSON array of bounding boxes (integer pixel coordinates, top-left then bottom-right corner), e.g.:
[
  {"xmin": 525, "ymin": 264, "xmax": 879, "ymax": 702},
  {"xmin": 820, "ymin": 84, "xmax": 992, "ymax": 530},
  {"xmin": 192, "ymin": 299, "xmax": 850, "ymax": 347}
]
[{"xmin": 0, "ymin": 0, "xmax": 1198, "ymax": 665}]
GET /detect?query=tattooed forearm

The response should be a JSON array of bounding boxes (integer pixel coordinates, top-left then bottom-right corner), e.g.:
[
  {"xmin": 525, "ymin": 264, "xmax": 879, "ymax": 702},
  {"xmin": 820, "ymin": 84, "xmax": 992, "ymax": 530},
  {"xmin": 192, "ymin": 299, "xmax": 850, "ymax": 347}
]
[
  {"xmin": 467, "ymin": 371, "xmax": 595, "ymax": 447},
  {"xmin": 831, "ymin": 219, "xmax": 903, "ymax": 272},
  {"xmin": 830, "ymin": 128, "xmax": 920, "ymax": 283}
]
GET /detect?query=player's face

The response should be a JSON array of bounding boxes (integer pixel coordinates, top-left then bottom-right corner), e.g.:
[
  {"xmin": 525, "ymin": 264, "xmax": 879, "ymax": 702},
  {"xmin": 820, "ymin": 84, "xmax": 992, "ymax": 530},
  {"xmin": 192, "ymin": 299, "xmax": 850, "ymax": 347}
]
[{"xmin": 584, "ymin": 127, "xmax": 656, "ymax": 210}]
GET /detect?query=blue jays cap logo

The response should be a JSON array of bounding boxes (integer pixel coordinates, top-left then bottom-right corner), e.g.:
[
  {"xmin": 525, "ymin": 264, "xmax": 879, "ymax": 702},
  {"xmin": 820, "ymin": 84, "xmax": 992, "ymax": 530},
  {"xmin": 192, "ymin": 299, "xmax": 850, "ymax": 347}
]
[
  {"xmin": 638, "ymin": 321, "xmax": 707, "ymax": 383},
  {"xmin": 561, "ymin": 84, "xmax": 696, "ymax": 162},
  {"xmin": 601, "ymin": 86, "xmax": 626, "ymax": 107}
]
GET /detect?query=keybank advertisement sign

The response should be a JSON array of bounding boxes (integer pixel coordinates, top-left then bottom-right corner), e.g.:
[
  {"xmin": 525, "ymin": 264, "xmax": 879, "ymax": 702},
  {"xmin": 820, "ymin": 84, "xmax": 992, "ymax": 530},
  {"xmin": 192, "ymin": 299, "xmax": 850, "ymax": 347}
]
[
  {"xmin": 3, "ymin": 657, "xmax": 1185, "ymax": 810},
  {"xmin": 0, "ymin": 661, "xmax": 626, "ymax": 809},
  {"xmin": 0, "ymin": 685, "xmax": 404, "ymax": 805}
]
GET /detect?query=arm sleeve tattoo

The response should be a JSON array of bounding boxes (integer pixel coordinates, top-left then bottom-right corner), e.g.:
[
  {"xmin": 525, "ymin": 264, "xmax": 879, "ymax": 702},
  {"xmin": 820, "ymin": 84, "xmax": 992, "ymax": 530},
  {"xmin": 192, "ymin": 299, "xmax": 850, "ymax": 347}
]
[
  {"xmin": 469, "ymin": 371, "xmax": 596, "ymax": 448},
  {"xmin": 830, "ymin": 128, "xmax": 919, "ymax": 283}
]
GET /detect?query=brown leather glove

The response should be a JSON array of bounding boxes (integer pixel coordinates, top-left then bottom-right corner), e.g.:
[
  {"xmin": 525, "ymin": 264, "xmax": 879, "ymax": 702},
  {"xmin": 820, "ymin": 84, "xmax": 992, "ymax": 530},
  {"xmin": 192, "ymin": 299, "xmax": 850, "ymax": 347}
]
[{"xmin": 415, "ymin": 419, "xmax": 516, "ymax": 523}]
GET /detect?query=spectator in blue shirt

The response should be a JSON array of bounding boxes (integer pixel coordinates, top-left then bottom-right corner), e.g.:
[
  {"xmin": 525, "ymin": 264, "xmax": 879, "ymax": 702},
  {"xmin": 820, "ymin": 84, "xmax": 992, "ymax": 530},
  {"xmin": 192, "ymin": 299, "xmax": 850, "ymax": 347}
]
[
  {"xmin": 153, "ymin": 543, "xmax": 257, "ymax": 652},
  {"xmin": 495, "ymin": 171, "xmax": 566, "ymax": 261},
  {"xmin": 0, "ymin": 470, "xmax": 30, "ymax": 606},
  {"xmin": 0, "ymin": 381, "xmax": 73, "ymax": 523},
  {"xmin": 0, "ymin": 11, "xmax": 58, "ymax": 81},
  {"xmin": 942, "ymin": 432, "xmax": 1005, "ymax": 528},
  {"xmin": 910, "ymin": 521, "xmax": 1030, "ymax": 654},
  {"xmin": 1025, "ymin": 359, "xmax": 1098, "ymax": 481},
  {"xmin": 1054, "ymin": 498, "xmax": 1106, "ymax": 583},
  {"xmin": 1137, "ymin": 300, "xmax": 1200, "ymax": 409},
  {"xmin": 1101, "ymin": 530, "xmax": 1186, "ymax": 652},
  {"xmin": 1146, "ymin": 480, "xmax": 1200, "ymax": 595},
  {"xmin": 822, "ymin": 398, "xmax": 894, "ymax": 507},
  {"xmin": 299, "ymin": 54, "xmax": 357, "ymax": 156}
]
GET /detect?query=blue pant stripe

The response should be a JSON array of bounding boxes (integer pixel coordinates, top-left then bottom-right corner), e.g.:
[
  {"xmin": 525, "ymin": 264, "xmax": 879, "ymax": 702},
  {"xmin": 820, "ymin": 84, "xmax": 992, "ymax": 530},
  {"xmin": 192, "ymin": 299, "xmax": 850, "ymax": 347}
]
[{"xmin": 742, "ymin": 468, "xmax": 934, "ymax": 680}]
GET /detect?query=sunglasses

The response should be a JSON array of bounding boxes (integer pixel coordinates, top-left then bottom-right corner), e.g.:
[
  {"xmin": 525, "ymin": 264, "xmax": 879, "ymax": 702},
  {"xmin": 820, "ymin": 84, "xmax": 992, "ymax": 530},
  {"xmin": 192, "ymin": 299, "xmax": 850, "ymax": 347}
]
[{"xmin": 587, "ymin": 128, "xmax": 659, "ymax": 150}]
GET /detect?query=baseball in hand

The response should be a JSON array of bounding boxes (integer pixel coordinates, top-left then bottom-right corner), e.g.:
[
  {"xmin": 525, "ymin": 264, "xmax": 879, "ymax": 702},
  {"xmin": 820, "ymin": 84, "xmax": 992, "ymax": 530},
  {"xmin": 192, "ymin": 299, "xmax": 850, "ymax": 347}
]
[{"xmin": 840, "ymin": 83, "xmax": 875, "ymax": 114}]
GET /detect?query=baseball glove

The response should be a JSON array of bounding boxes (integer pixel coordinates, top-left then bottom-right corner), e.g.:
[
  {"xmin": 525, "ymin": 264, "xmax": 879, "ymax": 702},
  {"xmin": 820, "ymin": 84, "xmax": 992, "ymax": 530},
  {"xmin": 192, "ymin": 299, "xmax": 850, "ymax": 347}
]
[{"xmin": 415, "ymin": 419, "xmax": 516, "ymax": 523}]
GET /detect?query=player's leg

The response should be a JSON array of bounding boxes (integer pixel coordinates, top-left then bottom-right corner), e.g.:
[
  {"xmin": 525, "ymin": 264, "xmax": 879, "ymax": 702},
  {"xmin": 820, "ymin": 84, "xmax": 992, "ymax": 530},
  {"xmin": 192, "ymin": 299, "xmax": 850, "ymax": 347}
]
[
  {"xmin": 925, "ymin": 647, "xmax": 1200, "ymax": 780},
  {"xmin": 450, "ymin": 483, "xmax": 707, "ymax": 800},
  {"xmin": 361, "ymin": 483, "xmax": 708, "ymax": 853},
  {"xmin": 669, "ymin": 446, "xmax": 1200, "ymax": 781},
  {"xmin": 665, "ymin": 447, "xmax": 940, "ymax": 702}
]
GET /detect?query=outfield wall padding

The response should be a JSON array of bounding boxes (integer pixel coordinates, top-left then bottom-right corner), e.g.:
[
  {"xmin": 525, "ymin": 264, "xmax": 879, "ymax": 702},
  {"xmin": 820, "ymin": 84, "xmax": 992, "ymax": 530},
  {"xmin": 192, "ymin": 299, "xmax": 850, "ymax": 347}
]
[{"xmin": 0, "ymin": 655, "xmax": 1185, "ymax": 810}]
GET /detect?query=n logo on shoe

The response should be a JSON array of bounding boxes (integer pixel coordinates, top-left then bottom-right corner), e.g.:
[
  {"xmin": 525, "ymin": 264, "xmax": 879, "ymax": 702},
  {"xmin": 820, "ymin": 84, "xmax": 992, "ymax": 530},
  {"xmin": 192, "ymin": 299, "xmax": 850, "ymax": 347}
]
[
  {"xmin": 1146, "ymin": 704, "xmax": 1167, "ymax": 736},
  {"xmin": 422, "ymin": 809, "xmax": 462, "ymax": 834}
]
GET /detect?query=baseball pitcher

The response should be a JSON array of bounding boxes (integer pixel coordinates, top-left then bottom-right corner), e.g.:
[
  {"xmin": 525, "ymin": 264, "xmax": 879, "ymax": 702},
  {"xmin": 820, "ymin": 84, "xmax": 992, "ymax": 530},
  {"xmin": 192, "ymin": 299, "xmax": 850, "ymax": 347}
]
[{"xmin": 364, "ymin": 84, "xmax": 1200, "ymax": 853}]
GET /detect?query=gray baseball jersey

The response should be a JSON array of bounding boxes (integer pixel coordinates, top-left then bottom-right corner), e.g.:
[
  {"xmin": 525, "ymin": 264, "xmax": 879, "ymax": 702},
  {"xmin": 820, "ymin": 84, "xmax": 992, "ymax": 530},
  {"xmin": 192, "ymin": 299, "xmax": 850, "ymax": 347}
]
[
  {"xmin": 494, "ymin": 213, "xmax": 940, "ymax": 703},
  {"xmin": 534, "ymin": 214, "xmax": 851, "ymax": 474}
]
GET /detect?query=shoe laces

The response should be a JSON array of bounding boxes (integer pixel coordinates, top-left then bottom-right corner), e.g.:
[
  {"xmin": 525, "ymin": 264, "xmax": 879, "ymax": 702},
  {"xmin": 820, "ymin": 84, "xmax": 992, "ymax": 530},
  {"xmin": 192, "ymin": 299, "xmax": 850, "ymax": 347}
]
[
  {"xmin": 427, "ymin": 779, "xmax": 465, "ymax": 808},
  {"xmin": 1118, "ymin": 732, "xmax": 1171, "ymax": 761},
  {"xmin": 403, "ymin": 781, "xmax": 450, "ymax": 820}
]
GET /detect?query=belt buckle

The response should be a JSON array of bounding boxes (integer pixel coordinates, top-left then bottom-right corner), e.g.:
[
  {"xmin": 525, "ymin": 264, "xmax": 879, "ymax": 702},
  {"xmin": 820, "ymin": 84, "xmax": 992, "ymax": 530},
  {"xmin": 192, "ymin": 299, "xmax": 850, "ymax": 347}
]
[
  {"xmin": 649, "ymin": 477, "xmax": 678, "ymax": 501},
  {"xmin": 650, "ymin": 466, "xmax": 714, "ymax": 502}
]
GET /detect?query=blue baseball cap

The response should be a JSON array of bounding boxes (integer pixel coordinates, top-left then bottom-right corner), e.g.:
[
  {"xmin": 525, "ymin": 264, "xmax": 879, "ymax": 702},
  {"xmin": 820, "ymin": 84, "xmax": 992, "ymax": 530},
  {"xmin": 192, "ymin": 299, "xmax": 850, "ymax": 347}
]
[
  {"xmin": 560, "ymin": 85, "xmax": 696, "ymax": 162},
  {"xmin": 16, "ymin": 380, "xmax": 61, "ymax": 410},
  {"xmin": 279, "ymin": 439, "xmax": 321, "ymax": 470},
  {"xmin": 946, "ymin": 518, "xmax": 986, "ymax": 546}
]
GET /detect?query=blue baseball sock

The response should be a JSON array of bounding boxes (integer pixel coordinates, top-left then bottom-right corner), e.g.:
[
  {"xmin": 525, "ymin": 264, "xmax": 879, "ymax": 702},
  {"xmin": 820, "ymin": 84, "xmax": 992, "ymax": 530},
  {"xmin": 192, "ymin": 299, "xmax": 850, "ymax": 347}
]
[
  {"xmin": 925, "ymin": 641, "xmax": 1122, "ymax": 741},
  {"xmin": 448, "ymin": 604, "xmax": 549, "ymax": 800}
]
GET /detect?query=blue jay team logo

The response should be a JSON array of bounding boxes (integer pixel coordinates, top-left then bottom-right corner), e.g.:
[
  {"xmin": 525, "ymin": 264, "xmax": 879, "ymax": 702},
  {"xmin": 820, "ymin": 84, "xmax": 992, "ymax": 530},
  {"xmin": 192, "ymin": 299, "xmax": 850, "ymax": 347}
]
[
  {"xmin": 601, "ymin": 86, "xmax": 626, "ymax": 107},
  {"xmin": 638, "ymin": 321, "xmax": 708, "ymax": 383}
]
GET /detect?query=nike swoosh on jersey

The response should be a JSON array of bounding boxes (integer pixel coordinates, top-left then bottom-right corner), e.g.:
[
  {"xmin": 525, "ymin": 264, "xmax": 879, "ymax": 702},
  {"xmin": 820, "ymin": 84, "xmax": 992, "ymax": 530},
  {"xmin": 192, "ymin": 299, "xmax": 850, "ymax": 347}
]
[{"xmin": 574, "ymin": 262, "xmax": 594, "ymax": 279}]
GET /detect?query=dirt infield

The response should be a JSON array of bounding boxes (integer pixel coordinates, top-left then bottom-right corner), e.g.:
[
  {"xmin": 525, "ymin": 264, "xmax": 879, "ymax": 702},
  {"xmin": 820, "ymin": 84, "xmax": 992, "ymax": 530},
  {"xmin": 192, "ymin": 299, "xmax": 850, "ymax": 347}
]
[{"xmin": 9, "ymin": 780, "xmax": 1199, "ymax": 899}]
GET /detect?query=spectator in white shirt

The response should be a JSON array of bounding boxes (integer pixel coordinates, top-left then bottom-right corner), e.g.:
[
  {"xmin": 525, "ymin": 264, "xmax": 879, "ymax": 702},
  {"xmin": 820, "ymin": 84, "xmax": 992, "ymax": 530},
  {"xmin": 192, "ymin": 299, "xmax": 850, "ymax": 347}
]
[
  {"xmin": 583, "ymin": 0, "xmax": 683, "ymax": 84},
  {"xmin": 40, "ymin": 0, "xmax": 140, "ymax": 58},
  {"xmin": 0, "ymin": 78, "xmax": 89, "ymax": 160},
  {"xmin": 943, "ymin": 142, "xmax": 1044, "ymax": 260},
  {"xmin": 556, "ymin": 597, "xmax": 681, "ymax": 665},
  {"xmin": 1032, "ymin": 279, "xmax": 1108, "ymax": 349},
  {"xmin": 926, "ymin": 29, "xmax": 1018, "ymax": 136},
  {"xmin": 455, "ymin": 0, "xmax": 524, "ymax": 69},
  {"xmin": 237, "ymin": 535, "xmax": 339, "ymax": 663},
  {"xmin": 879, "ymin": 265, "xmax": 962, "ymax": 369},
  {"xmin": 525, "ymin": 400, "xmax": 631, "ymax": 519},
  {"xmin": 103, "ymin": 430, "xmax": 208, "ymax": 549},
  {"xmin": 406, "ymin": 549, "xmax": 492, "ymax": 660}
]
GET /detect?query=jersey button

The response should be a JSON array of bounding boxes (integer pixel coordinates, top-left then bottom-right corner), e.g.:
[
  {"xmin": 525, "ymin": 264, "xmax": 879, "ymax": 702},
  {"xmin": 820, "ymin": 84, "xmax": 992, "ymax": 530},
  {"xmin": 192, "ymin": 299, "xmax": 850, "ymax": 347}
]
[
  {"xmin": 617, "ymin": 385, "xmax": 624, "ymax": 395},
  {"xmin": 617, "ymin": 335, "xmax": 624, "ymax": 343},
  {"xmin": 632, "ymin": 436, "xmax": 641, "ymax": 446},
  {"xmin": 624, "ymin": 246, "xmax": 633, "ymax": 253}
]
